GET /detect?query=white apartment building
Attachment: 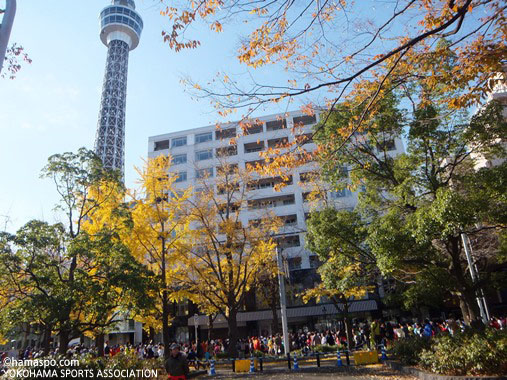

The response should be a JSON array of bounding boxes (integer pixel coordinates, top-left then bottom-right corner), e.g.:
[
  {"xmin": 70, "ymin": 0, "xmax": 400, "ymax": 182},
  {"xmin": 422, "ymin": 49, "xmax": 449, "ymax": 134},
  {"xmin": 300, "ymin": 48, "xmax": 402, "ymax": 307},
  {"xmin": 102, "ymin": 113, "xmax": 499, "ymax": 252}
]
[{"xmin": 147, "ymin": 110, "xmax": 404, "ymax": 335}]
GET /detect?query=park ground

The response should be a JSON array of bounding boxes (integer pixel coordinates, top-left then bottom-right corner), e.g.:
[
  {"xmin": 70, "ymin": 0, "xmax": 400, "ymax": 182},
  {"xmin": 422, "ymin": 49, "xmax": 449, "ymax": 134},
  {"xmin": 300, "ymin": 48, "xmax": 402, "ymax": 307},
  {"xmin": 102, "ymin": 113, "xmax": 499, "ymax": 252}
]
[{"xmin": 196, "ymin": 364, "xmax": 417, "ymax": 379}]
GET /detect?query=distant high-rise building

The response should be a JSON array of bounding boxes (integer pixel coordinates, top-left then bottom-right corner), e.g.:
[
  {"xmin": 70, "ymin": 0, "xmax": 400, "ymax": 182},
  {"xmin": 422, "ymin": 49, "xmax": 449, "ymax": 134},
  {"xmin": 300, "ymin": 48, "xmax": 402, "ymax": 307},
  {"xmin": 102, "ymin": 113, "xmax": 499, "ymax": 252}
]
[
  {"xmin": 95, "ymin": 0, "xmax": 143, "ymax": 177},
  {"xmin": 148, "ymin": 111, "xmax": 405, "ymax": 336}
]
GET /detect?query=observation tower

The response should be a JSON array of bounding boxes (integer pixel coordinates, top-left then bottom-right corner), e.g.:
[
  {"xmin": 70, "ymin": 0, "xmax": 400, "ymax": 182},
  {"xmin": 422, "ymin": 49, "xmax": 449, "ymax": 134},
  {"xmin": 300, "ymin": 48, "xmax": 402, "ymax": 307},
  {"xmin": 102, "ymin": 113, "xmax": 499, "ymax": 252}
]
[{"xmin": 95, "ymin": 0, "xmax": 143, "ymax": 177}]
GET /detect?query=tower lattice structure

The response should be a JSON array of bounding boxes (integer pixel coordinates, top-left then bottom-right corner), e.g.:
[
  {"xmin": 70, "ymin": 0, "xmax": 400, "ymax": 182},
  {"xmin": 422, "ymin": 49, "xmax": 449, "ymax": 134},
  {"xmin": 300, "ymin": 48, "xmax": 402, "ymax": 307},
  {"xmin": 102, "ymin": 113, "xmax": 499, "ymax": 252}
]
[{"xmin": 95, "ymin": 0, "xmax": 143, "ymax": 177}]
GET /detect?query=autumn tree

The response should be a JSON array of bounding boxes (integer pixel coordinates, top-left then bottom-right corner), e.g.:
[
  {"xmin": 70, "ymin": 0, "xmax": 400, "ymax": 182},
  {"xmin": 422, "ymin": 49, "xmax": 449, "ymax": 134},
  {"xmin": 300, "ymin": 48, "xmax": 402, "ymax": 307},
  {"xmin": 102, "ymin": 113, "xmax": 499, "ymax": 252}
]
[
  {"xmin": 80, "ymin": 181, "xmax": 157, "ymax": 356},
  {"xmin": 124, "ymin": 155, "xmax": 192, "ymax": 360},
  {"xmin": 174, "ymin": 159, "xmax": 281, "ymax": 357},
  {"xmin": 160, "ymin": 1, "xmax": 504, "ymax": 122}
]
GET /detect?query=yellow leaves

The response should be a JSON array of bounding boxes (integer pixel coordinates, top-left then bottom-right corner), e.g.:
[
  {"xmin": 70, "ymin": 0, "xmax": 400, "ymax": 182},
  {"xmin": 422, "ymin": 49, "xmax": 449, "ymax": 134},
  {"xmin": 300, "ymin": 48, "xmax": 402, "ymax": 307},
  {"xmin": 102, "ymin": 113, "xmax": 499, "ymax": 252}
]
[
  {"xmin": 237, "ymin": 15, "xmax": 300, "ymax": 69},
  {"xmin": 211, "ymin": 21, "xmax": 223, "ymax": 33}
]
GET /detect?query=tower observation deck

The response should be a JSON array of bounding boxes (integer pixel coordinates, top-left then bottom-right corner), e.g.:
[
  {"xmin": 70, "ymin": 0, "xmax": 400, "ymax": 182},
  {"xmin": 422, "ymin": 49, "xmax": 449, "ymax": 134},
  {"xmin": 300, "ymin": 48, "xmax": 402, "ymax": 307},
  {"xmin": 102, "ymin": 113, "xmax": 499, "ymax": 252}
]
[{"xmin": 95, "ymin": 0, "xmax": 143, "ymax": 177}]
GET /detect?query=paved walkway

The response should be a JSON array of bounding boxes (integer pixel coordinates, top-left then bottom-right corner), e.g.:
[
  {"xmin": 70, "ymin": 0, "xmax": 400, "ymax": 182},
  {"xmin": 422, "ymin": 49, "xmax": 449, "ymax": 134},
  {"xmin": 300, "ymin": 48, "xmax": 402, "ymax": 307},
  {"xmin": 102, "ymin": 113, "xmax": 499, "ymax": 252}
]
[{"xmin": 196, "ymin": 364, "xmax": 417, "ymax": 379}]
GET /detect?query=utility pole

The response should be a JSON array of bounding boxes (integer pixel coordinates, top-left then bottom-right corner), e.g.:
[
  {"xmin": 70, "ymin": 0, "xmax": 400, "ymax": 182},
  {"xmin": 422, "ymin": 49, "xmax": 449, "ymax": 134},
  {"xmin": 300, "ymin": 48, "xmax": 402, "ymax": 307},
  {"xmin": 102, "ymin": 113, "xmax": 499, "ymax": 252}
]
[
  {"xmin": 276, "ymin": 244, "xmax": 290, "ymax": 355},
  {"xmin": 0, "ymin": 0, "xmax": 16, "ymax": 75},
  {"xmin": 461, "ymin": 232, "xmax": 490, "ymax": 324}
]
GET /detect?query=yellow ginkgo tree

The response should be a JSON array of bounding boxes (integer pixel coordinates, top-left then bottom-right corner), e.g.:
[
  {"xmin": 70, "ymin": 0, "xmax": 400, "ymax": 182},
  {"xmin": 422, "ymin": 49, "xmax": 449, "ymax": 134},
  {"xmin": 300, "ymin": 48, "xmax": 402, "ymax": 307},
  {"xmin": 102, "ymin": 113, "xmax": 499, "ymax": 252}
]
[
  {"xmin": 81, "ymin": 179, "xmax": 157, "ymax": 356},
  {"xmin": 174, "ymin": 159, "xmax": 281, "ymax": 357},
  {"xmin": 124, "ymin": 155, "xmax": 192, "ymax": 359}
]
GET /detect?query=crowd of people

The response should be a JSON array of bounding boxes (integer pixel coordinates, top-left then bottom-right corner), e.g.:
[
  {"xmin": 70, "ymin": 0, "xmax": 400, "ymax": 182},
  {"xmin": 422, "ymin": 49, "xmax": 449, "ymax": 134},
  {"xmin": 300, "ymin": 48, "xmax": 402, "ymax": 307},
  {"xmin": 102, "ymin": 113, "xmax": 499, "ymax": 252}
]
[{"xmin": 3, "ymin": 315, "xmax": 506, "ymax": 362}]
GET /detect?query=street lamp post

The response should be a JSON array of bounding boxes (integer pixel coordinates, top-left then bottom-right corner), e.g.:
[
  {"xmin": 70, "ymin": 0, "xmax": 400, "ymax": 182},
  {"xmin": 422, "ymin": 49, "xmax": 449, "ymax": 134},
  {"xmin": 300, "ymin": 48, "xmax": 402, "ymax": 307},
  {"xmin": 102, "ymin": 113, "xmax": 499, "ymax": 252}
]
[
  {"xmin": 276, "ymin": 244, "xmax": 290, "ymax": 355},
  {"xmin": 194, "ymin": 313, "xmax": 199, "ymax": 347},
  {"xmin": 461, "ymin": 233, "xmax": 490, "ymax": 324}
]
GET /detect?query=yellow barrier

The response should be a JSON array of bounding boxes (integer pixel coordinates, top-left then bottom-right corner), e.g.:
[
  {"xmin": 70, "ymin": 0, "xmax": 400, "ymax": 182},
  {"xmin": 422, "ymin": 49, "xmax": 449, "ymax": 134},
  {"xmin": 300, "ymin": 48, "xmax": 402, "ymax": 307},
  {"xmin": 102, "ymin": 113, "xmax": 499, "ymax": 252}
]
[
  {"xmin": 234, "ymin": 359, "xmax": 259, "ymax": 372},
  {"xmin": 353, "ymin": 350, "xmax": 379, "ymax": 365}
]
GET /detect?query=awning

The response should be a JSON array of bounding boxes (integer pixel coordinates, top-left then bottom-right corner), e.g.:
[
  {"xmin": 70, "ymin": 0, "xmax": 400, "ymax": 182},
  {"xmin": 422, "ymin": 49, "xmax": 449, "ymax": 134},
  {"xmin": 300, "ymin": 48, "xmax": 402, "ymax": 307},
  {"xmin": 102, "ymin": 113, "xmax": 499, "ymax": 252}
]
[{"xmin": 188, "ymin": 299, "xmax": 377, "ymax": 326}]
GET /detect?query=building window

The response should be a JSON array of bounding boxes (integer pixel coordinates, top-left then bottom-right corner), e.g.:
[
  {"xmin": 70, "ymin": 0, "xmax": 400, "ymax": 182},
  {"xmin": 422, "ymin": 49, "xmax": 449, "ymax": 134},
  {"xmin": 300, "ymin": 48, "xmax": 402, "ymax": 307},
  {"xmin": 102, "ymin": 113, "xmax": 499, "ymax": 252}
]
[
  {"xmin": 266, "ymin": 119, "xmax": 287, "ymax": 131},
  {"xmin": 279, "ymin": 235, "xmax": 300, "ymax": 248},
  {"xmin": 245, "ymin": 123, "xmax": 263, "ymax": 134},
  {"xmin": 300, "ymin": 172, "xmax": 318, "ymax": 183},
  {"xmin": 244, "ymin": 141, "xmax": 264, "ymax": 153},
  {"xmin": 195, "ymin": 132, "xmax": 213, "ymax": 144},
  {"xmin": 288, "ymin": 257, "xmax": 302, "ymax": 271},
  {"xmin": 216, "ymin": 145, "xmax": 237, "ymax": 157},
  {"xmin": 245, "ymin": 159, "xmax": 266, "ymax": 170},
  {"xmin": 195, "ymin": 149, "xmax": 213, "ymax": 161},
  {"xmin": 248, "ymin": 194, "xmax": 295, "ymax": 209},
  {"xmin": 296, "ymin": 133, "xmax": 313, "ymax": 145},
  {"xmin": 309, "ymin": 256, "xmax": 321, "ymax": 268},
  {"xmin": 377, "ymin": 138, "xmax": 396, "ymax": 151},
  {"xmin": 283, "ymin": 214, "xmax": 298, "ymax": 226},
  {"xmin": 172, "ymin": 136, "xmax": 187, "ymax": 148},
  {"xmin": 154, "ymin": 140, "xmax": 169, "ymax": 151},
  {"xmin": 196, "ymin": 167, "xmax": 213, "ymax": 179},
  {"xmin": 303, "ymin": 192, "xmax": 325, "ymax": 202},
  {"xmin": 172, "ymin": 154, "xmax": 187, "ymax": 165},
  {"xmin": 248, "ymin": 176, "xmax": 292, "ymax": 190},
  {"xmin": 283, "ymin": 197, "xmax": 295, "ymax": 205},
  {"xmin": 217, "ymin": 163, "xmax": 238, "ymax": 176},
  {"xmin": 175, "ymin": 171, "xmax": 187, "ymax": 183},
  {"xmin": 267, "ymin": 137, "xmax": 289, "ymax": 148},
  {"xmin": 330, "ymin": 188, "xmax": 352, "ymax": 198},
  {"xmin": 216, "ymin": 128, "xmax": 236, "ymax": 140},
  {"xmin": 293, "ymin": 114, "xmax": 317, "ymax": 126}
]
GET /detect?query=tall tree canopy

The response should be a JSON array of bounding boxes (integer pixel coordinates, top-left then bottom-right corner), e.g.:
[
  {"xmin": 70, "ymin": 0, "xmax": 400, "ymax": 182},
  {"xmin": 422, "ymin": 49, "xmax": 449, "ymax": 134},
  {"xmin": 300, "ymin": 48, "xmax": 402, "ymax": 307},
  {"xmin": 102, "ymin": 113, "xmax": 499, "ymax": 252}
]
[{"xmin": 308, "ymin": 93, "xmax": 506, "ymax": 324}]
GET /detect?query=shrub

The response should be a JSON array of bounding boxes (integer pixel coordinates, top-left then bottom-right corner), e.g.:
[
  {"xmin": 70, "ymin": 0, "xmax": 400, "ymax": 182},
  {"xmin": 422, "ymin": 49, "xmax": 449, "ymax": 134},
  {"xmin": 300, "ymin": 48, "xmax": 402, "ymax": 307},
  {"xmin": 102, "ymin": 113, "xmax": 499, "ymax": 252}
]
[
  {"xmin": 419, "ymin": 328, "xmax": 507, "ymax": 376},
  {"xmin": 313, "ymin": 344, "xmax": 338, "ymax": 353},
  {"xmin": 390, "ymin": 336, "xmax": 432, "ymax": 365},
  {"xmin": 251, "ymin": 350, "xmax": 264, "ymax": 357},
  {"xmin": 215, "ymin": 352, "xmax": 230, "ymax": 359}
]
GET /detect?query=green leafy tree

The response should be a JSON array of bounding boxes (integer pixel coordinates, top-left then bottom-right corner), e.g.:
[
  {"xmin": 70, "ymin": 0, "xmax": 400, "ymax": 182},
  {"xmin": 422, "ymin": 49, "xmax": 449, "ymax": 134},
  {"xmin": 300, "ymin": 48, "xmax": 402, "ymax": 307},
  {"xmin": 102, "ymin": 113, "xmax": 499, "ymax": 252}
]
[
  {"xmin": 0, "ymin": 149, "xmax": 155, "ymax": 354},
  {"xmin": 305, "ymin": 208, "xmax": 376, "ymax": 347},
  {"xmin": 313, "ymin": 94, "xmax": 506, "ymax": 324}
]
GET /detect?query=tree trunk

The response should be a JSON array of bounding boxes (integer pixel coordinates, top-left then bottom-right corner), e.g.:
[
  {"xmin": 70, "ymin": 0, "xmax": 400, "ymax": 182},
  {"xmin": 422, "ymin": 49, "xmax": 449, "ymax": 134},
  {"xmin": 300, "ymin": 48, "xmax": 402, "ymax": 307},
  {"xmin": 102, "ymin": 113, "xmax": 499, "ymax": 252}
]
[
  {"xmin": 42, "ymin": 325, "xmax": 52, "ymax": 356},
  {"xmin": 96, "ymin": 333, "xmax": 105, "ymax": 357},
  {"xmin": 227, "ymin": 311, "xmax": 239, "ymax": 358},
  {"xmin": 160, "ymin": 236, "xmax": 171, "ymax": 360},
  {"xmin": 343, "ymin": 302, "xmax": 353, "ymax": 350},
  {"xmin": 22, "ymin": 323, "xmax": 30, "ymax": 350},
  {"xmin": 58, "ymin": 330, "xmax": 70, "ymax": 355},
  {"xmin": 458, "ymin": 288, "xmax": 480, "ymax": 325},
  {"xmin": 162, "ymin": 290, "xmax": 171, "ymax": 360}
]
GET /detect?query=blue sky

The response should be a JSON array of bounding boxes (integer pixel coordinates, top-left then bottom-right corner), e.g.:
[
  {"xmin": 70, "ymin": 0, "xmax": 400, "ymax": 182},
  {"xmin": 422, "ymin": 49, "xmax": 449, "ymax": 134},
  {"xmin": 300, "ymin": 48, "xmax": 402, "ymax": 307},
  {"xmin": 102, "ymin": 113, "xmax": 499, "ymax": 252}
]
[{"xmin": 0, "ymin": 0, "xmax": 295, "ymax": 232}]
